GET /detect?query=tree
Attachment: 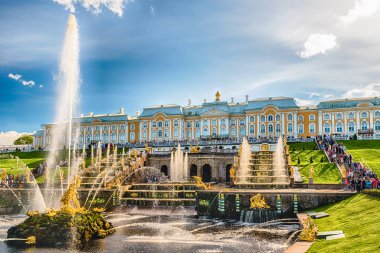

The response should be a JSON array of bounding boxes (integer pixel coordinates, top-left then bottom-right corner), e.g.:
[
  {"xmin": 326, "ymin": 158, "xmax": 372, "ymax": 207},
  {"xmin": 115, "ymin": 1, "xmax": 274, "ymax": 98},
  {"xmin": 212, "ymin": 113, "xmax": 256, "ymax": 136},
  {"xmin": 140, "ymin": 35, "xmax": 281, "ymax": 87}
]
[{"xmin": 14, "ymin": 135, "xmax": 33, "ymax": 145}]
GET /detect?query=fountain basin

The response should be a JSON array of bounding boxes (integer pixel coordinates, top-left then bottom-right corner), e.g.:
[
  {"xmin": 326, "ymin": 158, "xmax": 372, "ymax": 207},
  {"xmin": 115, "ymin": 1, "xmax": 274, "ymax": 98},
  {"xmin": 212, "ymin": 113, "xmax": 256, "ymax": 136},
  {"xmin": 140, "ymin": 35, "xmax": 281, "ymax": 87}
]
[{"xmin": 7, "ymin": 210, "xmax": 115, "ymax": 247}]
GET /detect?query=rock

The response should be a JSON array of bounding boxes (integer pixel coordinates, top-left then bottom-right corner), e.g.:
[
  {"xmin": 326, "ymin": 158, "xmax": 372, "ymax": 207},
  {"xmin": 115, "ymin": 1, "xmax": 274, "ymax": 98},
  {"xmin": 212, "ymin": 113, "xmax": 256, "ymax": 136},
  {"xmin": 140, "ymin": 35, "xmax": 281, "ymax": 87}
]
[
  {"xmin": 317, "ymin": 231, "xmax": 344, "ymax": 239},
  {"xmin": 326, "ymin": 233, "xmax": 345, "ymax": 240},
  {"xmin": 309, "ymin": 212, "xmax": 330, "ymax": 219}
]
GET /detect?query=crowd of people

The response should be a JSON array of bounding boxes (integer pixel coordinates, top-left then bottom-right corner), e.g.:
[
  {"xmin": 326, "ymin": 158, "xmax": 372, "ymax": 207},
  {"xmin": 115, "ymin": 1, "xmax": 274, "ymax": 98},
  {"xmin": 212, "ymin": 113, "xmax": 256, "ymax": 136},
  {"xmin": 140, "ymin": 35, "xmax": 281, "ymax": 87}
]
[{"xmin": 316, "ymin": 135, "xmax": 379, "ymax": 191}]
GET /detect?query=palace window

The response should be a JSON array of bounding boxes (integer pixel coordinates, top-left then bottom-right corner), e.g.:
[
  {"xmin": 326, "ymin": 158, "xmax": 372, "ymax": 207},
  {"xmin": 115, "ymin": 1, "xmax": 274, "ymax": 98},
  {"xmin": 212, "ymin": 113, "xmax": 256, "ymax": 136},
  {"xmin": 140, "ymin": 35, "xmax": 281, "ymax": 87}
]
[
  {"xmin": 196, "ymin": 121, "xmax": 200, "ymax": 128},
  {"xmin": 288, "ymin": 123, "xmax": 293, "ymax": 133},
  {"xmin": 231, "ymin": 127, "xmax": 236, "ymax": 136},
  {"xmin": 120, "ymin": 132, "xmax": 125, "ymax": 142},
  {"xmin": 203, "ymin": 120, "xmax": 209, "ymax": 126},
  {"xmin": 231, "ymin": 119, "xmax": 236, "ymax": 126},
  {"xmin": 94, "ymin": 133, "xmax": 99, "ymax": 141},
  {"xmin": 111, "ymin": 125, "xmax": 116, "ymax": 131},
  {"xmin": 249, "ymin": 125, "xmax": 255, "ymax": 134},
  {"xmin": 348, "ymin": 122, "xmax": 355, "ymax": 132},
  {"xmin": 287, "ymin": 113, "xmax": 293, "ymax": 121},
  {"xmin": 152, "ymin": 121, "xmax": 157, "ymax": 127},
  {"xmin": 86, "ymin": 134, "xmax": 91, "ymax": 143},
  {"xmin": 164, "ymin": 120, "xmax": 169, "ymax": 127},
  {"xmin": 375, "ymin": 121, "xmax": 380, "ymax": 131},
  {"xmin": 276, "ymin": 123, "xmax": 281, "ymax": 133},
  {"xmin": 240, "ymin": 119, "xmax": 245, "ymax": 126},
  {"xmin": 143, "ymin": 122, "xmax": 148, "ymax": 128},
  {"xmin": 196, "ymin": 129, "xmax": 201, "ymax": 138},
  {"xmin": 130, "ymin": 132, "xmax": 135, "ymax": 141},
  {"xmin": 268, "ymin": 115, "xmax": 274, "ymax": 122},
  {"xmin": 361, "ymin": 121, "xmax": 368, "ymax": 131},
  {"xmin": 120, "ymin": 125, "xmax": 125, "ymax": 130},
  {"xmin": 130, "ymin": 124, "xmax": 135, "ymax": 130},
  {"xmin": 298, "ymin": 124, "xmax": 304, "ymax": 134},
  {"xmin": 361, "ymin": 112, "xmax": 368, "ymax": 118},
  {"xmin": 221, "ymin": 119, "xmax": 226, "ymax": 126},
  {"xmin": 212, "ymin": 127, "xmax": 217, "ymax": 136},
  {"xmin": 95, "ymin": 126, "xmax": 100, "ymax": 131},
  {"xmin": 268, "ymin": 124, "xmax": 274, "ymax": 133},
  {"xmin": 298, "ymin": 115, "xmax": 304, "ymax": 121},
  {"xmin": 309, "ymin": 115, "xmax": 315, "ymax": 121},
  {"xmin": 240, "ymin": 127, "xmax": 245, "ymax": 136},
  {"xmin": 260, "ymin": 124, "xmax": 265, "ymax": 133},
  {"xmin": 103, "ymin": 126, "xmax": 107, "ymax": 131},
  {"xmin": 187, "ymin": 130, "xmax": 191, "ymax": 138},
  {"xmin": 203, "ymin": 128, "xmax": 208, "ymax": 136},
  {"xmin": 103, "ymin": 133, "xmax": 108, "ymax": 142},
  {"xmin": 79, "ymin": 127, "xmax": 83, "ymax": 131},
  {"xmin": 152, "ymin": 130, "xmax": 157, "ymax": 138},
  {"xmin": 211, "ymin": 119, "xmax": 216, "ymax": 126},
  {"xmin": 309, "ymin": 123, "xmax": 315, "ymax": 133},
  {"xmin": 336, "ymin": 122, "xmax": 343, "ymax": 133},
  {"xmin": 165, "ymin": 128, "xmax": 170, "ymax": 138},
  {"xmin": 324, "ymin": 114, "xmax": 331, "ymax": 120},
  {"xmin": 174, "ymin": 127, "xmax": 179, "ymax": 137},
  {"xmin": 111, "ymin": 132, "xmax": 116, "ymax": 141},
  {"xmin": 276, "ymin": 114, "xmax": 281, "ymax": 121},
  {"xmin": 174, "ymin": 120, "xmax": 179, "ymax": 127},
  {"xmin": 221, "ymin": 127, "xmax": 227, "ymax": 135},
  {"xmin": 249, "ymin": 116, "xmax": 254, "ymax": 123},
  {"xmin": 158, "ymin": 121, "xmax": 163, "ymax": 127},
  {"xmin": 375, "ymin": 111, "xmax": 380, "ymax": 118},
  {"xmin": 187, "ymin": 122, "xmax": 192, "ymax": 128},
  {"xmin": 142, "ymin": 130, "xmax": 147, "ymax": 139},
  {"xmin": 324, "ymin": 123, "xmax": 331, "ymax": 133},
  {"xmin": 336, "ymin": 113, "xmax": 343, "ymax": 120},
  {"xmin": 260, "ymin": 115, "xmax": 266, "ymax": 122},
  {"xmin": 87, "ymin": 127, "xmax": 91, "ymax": 132},
  {"xmin": 348, "ymin": 112, "xmax": 355, "ymax": 119},
  {"xmin": 158, "ymin": 129, "xmax": 162, "ymax": 138}
]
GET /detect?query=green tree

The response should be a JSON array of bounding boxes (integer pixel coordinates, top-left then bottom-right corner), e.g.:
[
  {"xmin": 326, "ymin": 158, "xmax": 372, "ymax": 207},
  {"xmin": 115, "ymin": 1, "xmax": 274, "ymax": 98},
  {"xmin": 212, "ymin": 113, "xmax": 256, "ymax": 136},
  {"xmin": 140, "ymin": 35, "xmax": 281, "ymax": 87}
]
[{"xmin": 14, "ymin": 135, "xmax": 33, "ymax": 145}]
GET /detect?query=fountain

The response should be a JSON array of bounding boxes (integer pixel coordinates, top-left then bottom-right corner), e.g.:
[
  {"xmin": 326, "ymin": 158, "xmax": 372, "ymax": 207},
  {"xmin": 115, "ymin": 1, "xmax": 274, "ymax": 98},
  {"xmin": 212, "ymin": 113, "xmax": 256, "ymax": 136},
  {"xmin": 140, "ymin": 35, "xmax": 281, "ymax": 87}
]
[
  {"xmin": 237, "ymin": 138, "xmax": 251, "ymax": 183},
  {"xmin": 170, "ymin": 144, "xmax": 188, "ymax": 182},
  {"xmin": 274, "ymin": 136, "xmax": 289, "ymax": 184}
]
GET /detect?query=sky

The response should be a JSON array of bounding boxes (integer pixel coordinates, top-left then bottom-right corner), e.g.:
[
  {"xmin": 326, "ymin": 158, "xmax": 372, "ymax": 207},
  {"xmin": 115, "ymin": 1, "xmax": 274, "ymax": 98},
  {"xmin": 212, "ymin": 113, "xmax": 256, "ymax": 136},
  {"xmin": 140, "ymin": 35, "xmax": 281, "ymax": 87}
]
[{"xmin": 1, "ymin": 0, "xmax": 380, "ymax": 132}]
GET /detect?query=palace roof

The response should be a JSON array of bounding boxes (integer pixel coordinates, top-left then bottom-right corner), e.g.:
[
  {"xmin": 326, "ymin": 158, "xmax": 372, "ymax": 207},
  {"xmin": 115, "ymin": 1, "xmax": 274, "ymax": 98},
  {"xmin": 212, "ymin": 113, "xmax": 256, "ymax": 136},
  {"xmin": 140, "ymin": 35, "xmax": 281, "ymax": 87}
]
[
  {"xmin": 246, "ymin": 97, "xmax": 298, "ymax": 110},
  {"xmin": 33, "ymin": 130, "xmax": 44, "ymax": 137},
  {"xmin": 140, "ymin": 105, "xmax": 183, "ymax": 117},
  {"xmin": 318, "ymin": 97, "xmax": 380, "ymax": 109},
  {"xmin": 77, "ymin": 114, "xmax": 130, "ymax": 123}
]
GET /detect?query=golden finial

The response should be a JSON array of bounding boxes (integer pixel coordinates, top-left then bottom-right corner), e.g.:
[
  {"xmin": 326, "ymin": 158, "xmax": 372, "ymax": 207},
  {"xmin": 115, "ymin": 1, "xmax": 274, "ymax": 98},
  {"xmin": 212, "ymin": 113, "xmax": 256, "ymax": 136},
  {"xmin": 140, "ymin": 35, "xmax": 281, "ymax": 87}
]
[{"xmin": 215, "ymin": 91, "xmax": 221, "ymax": 101}]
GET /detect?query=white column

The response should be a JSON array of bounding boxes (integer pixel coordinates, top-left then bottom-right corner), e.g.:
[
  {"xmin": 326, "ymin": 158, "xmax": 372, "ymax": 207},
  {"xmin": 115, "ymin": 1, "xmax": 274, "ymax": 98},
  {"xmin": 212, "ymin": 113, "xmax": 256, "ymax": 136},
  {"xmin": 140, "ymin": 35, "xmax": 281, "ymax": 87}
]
[
  {"xmin": 100, "ymin": 126, "xmax": 103, "ymax": 142},
  {"xmin": 294, "ymin": 113, "xmax": 298, "ymax": 137},
  {"xmin": 116, "ymin": 125, "xmax": 119, "ymax": 143},
  {"xmin": 318, "ymin": 111, "xmax": 322, "ymax": 135},
  {"xmin": 332, "ymin": 113, "xmax": 335, "ymax": 134},
  {"xmin": 356, "ymin": 111, "xmax": 360, "ymax": 132},
  {"xmin": 245, "ymin": 114, "xmax": 249, "ymax": 136},
  {"xmin": 370, "ymin": 111, "xmax": 374, "ymax": 130},
  {"xmin": 91, "ymin": 126, "xmax": 94, "ymax": 142},
  {"xmin": 344, "ymin": 113, "xmax": 347, "ymax": 135},
  {"xmin": 281, "ymin": 113, "xmax": 285, "ymax": 135},
  {"xmin": 256, "ymin": 115, "xmax": 260, "ymax": 137},
  {"xmin": 226, "ymin": 118, "xmax": 229, "ymax": 136},
  {"xmin": 108, "ymin": 126, "xmax": 111, "ymax": 143}
]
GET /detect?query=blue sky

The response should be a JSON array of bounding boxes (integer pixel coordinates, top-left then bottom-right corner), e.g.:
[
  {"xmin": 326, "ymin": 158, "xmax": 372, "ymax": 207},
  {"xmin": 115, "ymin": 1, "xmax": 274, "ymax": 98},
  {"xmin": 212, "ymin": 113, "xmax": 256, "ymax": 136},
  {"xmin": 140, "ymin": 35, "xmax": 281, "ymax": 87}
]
[{"xmin": 1, "ymin": 0, "xmax": 380, "ymax": 132}]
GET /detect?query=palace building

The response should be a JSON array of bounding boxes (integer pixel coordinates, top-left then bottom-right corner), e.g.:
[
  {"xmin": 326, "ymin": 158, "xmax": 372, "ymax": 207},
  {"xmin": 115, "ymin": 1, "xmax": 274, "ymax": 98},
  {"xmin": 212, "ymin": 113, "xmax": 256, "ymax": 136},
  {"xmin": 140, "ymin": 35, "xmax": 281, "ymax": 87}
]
[{"xmin": 32, "ymin": 92, "xmax": 380, "ymax": 149}]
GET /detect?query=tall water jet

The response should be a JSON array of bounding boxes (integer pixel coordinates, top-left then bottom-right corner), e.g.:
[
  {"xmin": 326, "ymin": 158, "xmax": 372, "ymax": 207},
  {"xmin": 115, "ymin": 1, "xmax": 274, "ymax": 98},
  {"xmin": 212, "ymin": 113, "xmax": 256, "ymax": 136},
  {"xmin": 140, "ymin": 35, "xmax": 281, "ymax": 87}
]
[
  {"xmin": 237, "ymin": 138, "xmax": 251, "ymax": 183},
  {"xmin": 170, "ymin": 144, "xmax": 188, "ymax": 182},
  {"xmin": 274, "ymin": 136, "xmax": 288, "ymax": 183},
  {"xmin": 46, "ymin": 14, "xmax": 80, "ymax": 207}
]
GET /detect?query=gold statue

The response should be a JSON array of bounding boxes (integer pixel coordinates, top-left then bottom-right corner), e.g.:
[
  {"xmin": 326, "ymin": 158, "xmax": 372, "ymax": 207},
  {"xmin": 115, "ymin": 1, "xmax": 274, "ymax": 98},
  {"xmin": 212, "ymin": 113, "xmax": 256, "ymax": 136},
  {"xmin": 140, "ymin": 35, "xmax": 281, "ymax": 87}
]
[
  {"xmin": 215, "ymin": 91, "xmax": 221, "ymax": 101},
  {"xmin": 193, "ymin": 176, "xmax": 209, "ymax": 190},
  {"xmin": 230, "ymin": 166, "xmax": 236, "ymax": 182},
  {"xmin": 298, "ymin": 217, "xmax": 318, "ymax": 241},
  {"xmin": 190, "ymin": 145, "xmax": 199, "ymax": 153},
  {"xmin": 309, "ymin": 166, "xmax": 314, "ymax": 179},
  {"xmin": 340, "ymin": 165, "xmax": 346, "ymax": 179},
  {"xmin": 250, "ymin": 194, "xmax": 270, "ymax": 209},
  {"xmin": 60, "ymin": 176, "xmax": 84, "ymax": 214},
  {"xmin": 26, "ymin": 236, "xmax": 36, "ymax": 245},
  {"xmin": 145, "ymin": 143, "xmax": 152, "ymax": 153}
]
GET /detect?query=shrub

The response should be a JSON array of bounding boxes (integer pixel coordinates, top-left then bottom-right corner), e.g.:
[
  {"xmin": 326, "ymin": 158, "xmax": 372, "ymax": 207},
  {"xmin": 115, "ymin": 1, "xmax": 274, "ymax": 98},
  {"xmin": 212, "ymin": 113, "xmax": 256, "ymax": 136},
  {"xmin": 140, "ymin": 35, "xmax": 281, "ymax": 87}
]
[
  {"xmin": 320, "ymin": 156, "xmax": 324, "ymax": 163},
  {"xmin": 310, "ymin": 157, "xmax": 313, "ymax": 163},
  {"xmin": 297, "ymin": 157, "xmax": 301, "ymax": 164}
]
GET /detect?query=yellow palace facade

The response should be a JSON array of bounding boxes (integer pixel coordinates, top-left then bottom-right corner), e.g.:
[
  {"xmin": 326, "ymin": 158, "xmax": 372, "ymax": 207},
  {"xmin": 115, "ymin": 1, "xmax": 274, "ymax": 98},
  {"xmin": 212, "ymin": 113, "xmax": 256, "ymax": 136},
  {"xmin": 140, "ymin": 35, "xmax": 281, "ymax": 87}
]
[{"xmin": 33, "ymin": 92, "xmax": 380, "ymax": 149}]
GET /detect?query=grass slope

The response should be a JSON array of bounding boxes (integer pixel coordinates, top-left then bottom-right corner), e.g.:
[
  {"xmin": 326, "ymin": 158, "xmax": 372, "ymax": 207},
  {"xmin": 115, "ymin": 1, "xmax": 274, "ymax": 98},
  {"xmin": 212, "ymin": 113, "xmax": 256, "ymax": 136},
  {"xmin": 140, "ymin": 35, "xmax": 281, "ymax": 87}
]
[
  {"xmin": 308, "ymin": 194, "xmax": 380, "ymax": 253},
  {"xmin": 342, "ymin": 140, "xmax": 380, "ymax": 176},
  {"xmin": 288, "ymin": 142, "xmax": 341, "ymax": 183}
]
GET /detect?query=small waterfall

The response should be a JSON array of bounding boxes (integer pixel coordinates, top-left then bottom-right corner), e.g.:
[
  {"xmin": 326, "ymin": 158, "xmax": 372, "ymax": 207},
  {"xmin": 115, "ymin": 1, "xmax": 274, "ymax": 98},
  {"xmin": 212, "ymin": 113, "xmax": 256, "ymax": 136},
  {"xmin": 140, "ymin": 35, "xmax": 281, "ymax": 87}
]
[
  {"xmin": 274, "ymin": 136, "xmax": 287, "ymax": 183},
  {"xmin": 170, "ymin": 144, "xmax": 188, "ymax": 182},
  {"xmin": 237, "ymin": 138, "xmax": 251, "ymax": 183},
  {"xmin": 240, "ymin": 209, "xmax": 278, "ymax": 223}
]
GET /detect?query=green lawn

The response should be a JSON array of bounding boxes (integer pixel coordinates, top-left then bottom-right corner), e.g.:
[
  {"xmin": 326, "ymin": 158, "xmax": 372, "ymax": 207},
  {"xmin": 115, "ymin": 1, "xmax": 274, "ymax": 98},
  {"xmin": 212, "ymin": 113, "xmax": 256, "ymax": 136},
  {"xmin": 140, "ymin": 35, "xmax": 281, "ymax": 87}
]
[
  {"xmin": 308, "ymin": 194, "xmax": 380, "ymax": 253},
  {"xmin": 288, "ymin": 142, "xmax": 341, "ymax": 183},
  {"xmin": 0, "ymin": 151, "xmax": 48, "ymax": 175},
  {"xmin": 342, "ymin": 140, "xmax": 380, "ymax": 176}
]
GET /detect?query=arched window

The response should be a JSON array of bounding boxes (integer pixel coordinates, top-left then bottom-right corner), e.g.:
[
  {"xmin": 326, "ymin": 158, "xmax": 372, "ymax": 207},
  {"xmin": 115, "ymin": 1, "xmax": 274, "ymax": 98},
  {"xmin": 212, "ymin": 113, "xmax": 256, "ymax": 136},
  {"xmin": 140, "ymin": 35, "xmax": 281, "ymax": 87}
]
[
  {"xmin": 260, "ymin": 124, "xmax": 265, "ymax": 133},
  {"xmin": 309, "ymin": 115, "xmax": 315, "ymax": 121},
  {"xmin": 249, "ymin": 116, "xmax": 254, "ymax": 122},
  {"xmin": 158, "ymin": 129, "xmax": 162, "ymax": 138},
  {"xmin": 143, "ymin": 122, "xmax": 147, "ymax": 128},
  {"xmin": 152, "ymin": 130, "xmax": 157, "ymax": 138},
  {"xmin": 221, "ymin": 119, "xmax": 226, "ymax": 126},
  {"xmin": 309, "ymin": 123, "xmax": 315, "ymax": 133},
  {"xmin": 130, "ymin": 124, "xmax": 135, "ymax": 130},
  {"xmin": 79, "ymin": 135, "xmax": 83, "ymax": 144},
  {"xmin": 268, "ymin": 124, "xmax": 274, "ymax": 133},
  {"xmin": 361, "ymin": 112, "xmax": 368, "ymax": 118},
  {"xmin": 103, "ymin": 126, "xmax": 107, "ymax": 131},
  {"xmin": 261, "ymin": 115, "xmax": 266, "ymax": 122},
  {"xmin": 203, "ymin": 128, "xmax": 208, "ymax": 136},
  {"xmin": 203, "ymin": 120, "xmax": 209, "ymax": 126},
  {"xmin": 143, "ymin": 130, "xmax": 147, "ymax": 139},
  {"xmin": 112, "ymin": 125, "xmax": 116, "ymax": 131},
  {"xmin": 111, "ymin": 132, "xmax": 116, "ymax": 141},
  {"xmin": 196, "ymin": 121, "xmax": 200, "ymax": 127},
  {"xmin": 211, "ymin": 119, "xmax": 217, "ymax": 126},
  {"xmin": 298, "ymin": 124, "xmax": 304, "ymax": 134},
  {"xmin": 164, "ymin": 120, "xmax": 169, "ymax": 127},
  {"xmin": 130, "ymin": 132, "xmax": 135, "ymax": 141},
  {"xmin": 240, "ymin": 127, "xmax": 245, "ymax": 136},
  {"xmin": 268, "ymin": 115, "xmax": 274, "ymax": 122},
  {"xmin": 120, "ymin": 132, "xmax": 125, "ymax": 142},
  {"xmin": 94, "ymin": 133, "xmax": 99, "ymax": 141},
  {"xmin": 196, "ymin": 129, "xmax": 201, "ymax": 138},
  {"xmin": 103, "ymin": 133, "xmax": 108, "ymax": 142},
  {"xmin": 348, "ymin": 122, "xmax": 355, "ymax": 132},
  {"xmin": 212, "ymin": 127, "xmax": 217, "ymax": 136},
  {"xmin": 324, "ymin": 114, "xmax": 331, "ymax": 120},
  {"xmin": 288, "ymin": 123, "xmax": 293, "ymax": 133},
  {"xmin": 174, "ymin": 127, "xmax": 179, "ymax": 137},
  {"xmin": 87, "ymin": 127, "xmax": 91, "ymax": 132},
  {"xmin": 288, "ymin": 113, "xmax": 293, "ymax": 121},
  {"xmin": 336, "ymin": 122, "xmax": 343, "ymax": 133},
  {"xmin": 324, "ymin": 123, "xmax": 331, "ymax": 133},
  {"xmin": 276, "ymin": 114, "xmax": 281, "ymax": 121},
  {"xmin": 375, "ymin": 111, "xmax": 380, "ymax": 118},
  {"xmin": 187, "ymin": 129, "xmax": 191, "ymax": 138},
  {"xmin": 86, "ymin": 134, "xmax": 91, "ymax": 143},
  {"xmin": 375, "ymin": 121, "xmax": 380, "ymax": 131},
  {"xmin": 231, "ymin": 127, "xmax": 236, "ymax": 136},
  {"xmin": 240, "ymin": 119, "xmax": 245, "ymax": 126},
  {"xmin": 231, "ymin": 119, "xmax": 236, "ymax": 126},
  {"xmin": 120, "ymin": 125, "xmax": 125, "ymax": 130},
  {"xmin": 276, "ymin": 123, "xmax": 281, "ymax": 133},
  {"xmin": 187, "ymin": 121, "xmax": 192, "ymax": 128},
  {"xmin": 164, "ymin": 128, "xmax": 169, "ymax": 138},
  {"xmin": 158, "ymin": 121, "xmax": 163, "ymax": 127},
  {"xmin": 336, "ymin": 113, "xmax": 343, "ymax": 120},
  {"xmin": 95, "ymin": 126, "xmax": 100, "ymax": 131},
  {"xmin": 361, "ymin": 121, "xmax": 368, "ymax": 131},
  {"xmin": 298, "ymin": 115, "xmax": 304, "ymax": 121},
  {"xmin": 174, "ymin": 120, "xmax": 179, "ymax": 127},
  {"xmin": 249, "ymin": 125, "xmax": 255, "ymax": 134},
  {"xmin": 221, "ymin": 127, "xmax": 226, "ymax": 135},
  {"xmin": 152, "ymin": 121, "xmax": 157, "ymax": 127},
  {"xmin": 348, "ymin": 112, "xmax": 355, "ymax": 119}
]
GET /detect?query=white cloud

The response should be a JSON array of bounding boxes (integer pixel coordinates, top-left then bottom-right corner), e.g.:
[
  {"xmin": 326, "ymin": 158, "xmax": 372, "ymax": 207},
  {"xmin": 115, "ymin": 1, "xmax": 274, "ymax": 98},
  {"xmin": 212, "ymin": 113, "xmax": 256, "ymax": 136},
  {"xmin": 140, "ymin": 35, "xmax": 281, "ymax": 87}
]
[
  {"xmin": 8, "ymin": 73, "xmax": 22, "ymax": 81},
  {"xmin": 53, "ymin": 0, "xmax": 133, "ymax": 17},
  {"xmin": 21, "ymin": 80, "xmax": 36, "ymax": 87},
  {"xmin": 295, "ymin": 98, "xmax": 316, "ymax": 106},
  {"xmin": 150, "ymin": 6, "xmax": 155, "ymax": 16},
  {"xmin": 340, "ymin": 0, "xmax": 380, "ymax": 25},
  {"xmin": 39, "ymin": 85, "xmax": 43, "ymax": 88},
  {"xmin": 344, "ymin": 83, "xmax": 380, "ymax": 98},
  {"xmin": 0, "ymin": 131, "xmax": 33, "ymax": 146},
  {"xmin": 309, "ymin": 92, "xmax": 320, "ymax": 98},
  {"xmin": 299, "ymin": 33, "xmax": 338, "ymax": 59}
]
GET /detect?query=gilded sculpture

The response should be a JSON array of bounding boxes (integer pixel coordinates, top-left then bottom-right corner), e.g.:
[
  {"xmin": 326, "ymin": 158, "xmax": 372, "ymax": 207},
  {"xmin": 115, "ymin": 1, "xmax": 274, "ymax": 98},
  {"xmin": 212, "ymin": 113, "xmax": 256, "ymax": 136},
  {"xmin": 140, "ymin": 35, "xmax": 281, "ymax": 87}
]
[
  {"xmin": 298, "ymin": 217, "xmax": 318, "ymax": 241},
  {"xmin": 250, "ymin": 194, "xmax": 270, "ymax": 209}
]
